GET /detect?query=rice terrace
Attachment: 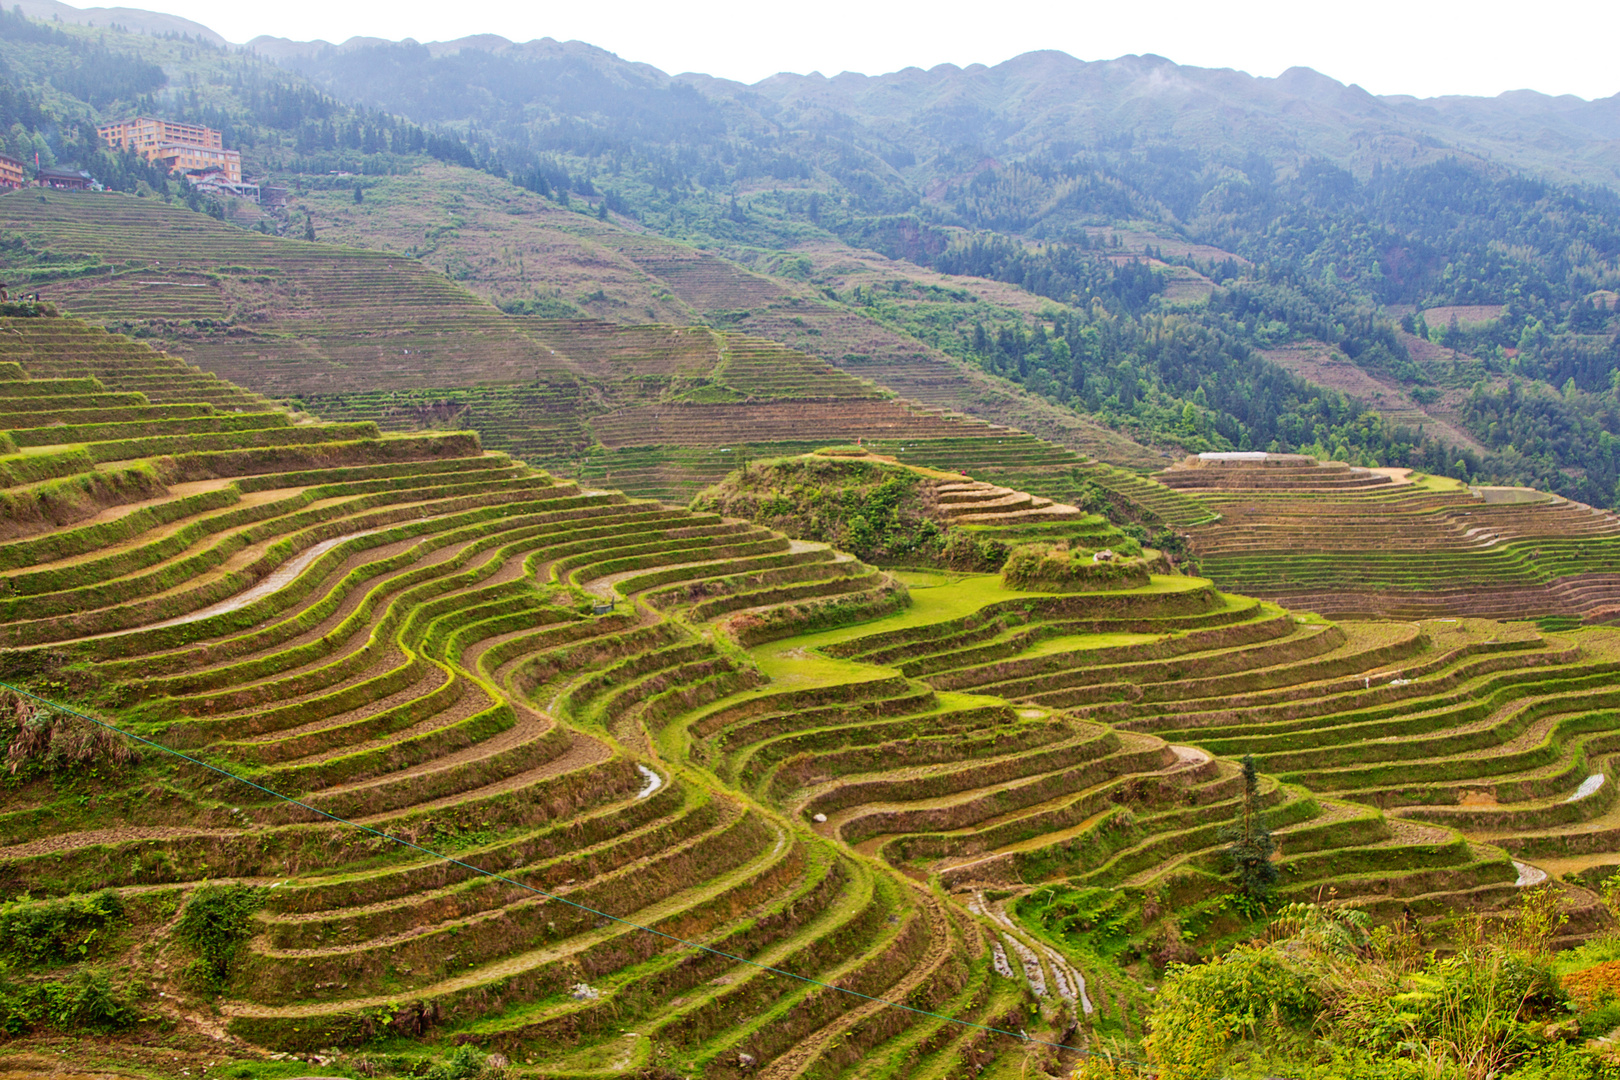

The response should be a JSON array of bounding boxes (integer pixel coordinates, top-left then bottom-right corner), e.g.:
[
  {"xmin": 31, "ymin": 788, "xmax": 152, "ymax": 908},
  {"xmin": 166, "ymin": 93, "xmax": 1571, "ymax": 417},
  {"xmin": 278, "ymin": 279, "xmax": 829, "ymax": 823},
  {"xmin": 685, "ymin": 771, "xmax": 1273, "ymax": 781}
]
[{"xmin": 5, "ymin": 5, "xmax": 1620, "ymax": 1080}]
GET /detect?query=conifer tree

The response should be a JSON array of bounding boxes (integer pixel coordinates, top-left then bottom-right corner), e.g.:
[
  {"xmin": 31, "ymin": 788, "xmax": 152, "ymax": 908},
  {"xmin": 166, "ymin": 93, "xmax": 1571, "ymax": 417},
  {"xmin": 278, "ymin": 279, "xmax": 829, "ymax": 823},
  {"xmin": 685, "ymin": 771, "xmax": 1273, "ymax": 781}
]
[{"xmin": 1221, "ymin": 754, "xmax": 1277, "ymax": 909}]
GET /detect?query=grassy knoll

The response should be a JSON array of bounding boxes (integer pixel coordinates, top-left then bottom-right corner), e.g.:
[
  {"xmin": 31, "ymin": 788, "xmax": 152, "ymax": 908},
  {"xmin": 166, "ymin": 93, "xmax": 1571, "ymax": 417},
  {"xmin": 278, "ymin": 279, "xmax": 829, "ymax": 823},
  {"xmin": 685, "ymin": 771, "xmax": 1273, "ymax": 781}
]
[{"xmin": 690, "ymin": 449, "xmax": 1136, "ymax": 572}]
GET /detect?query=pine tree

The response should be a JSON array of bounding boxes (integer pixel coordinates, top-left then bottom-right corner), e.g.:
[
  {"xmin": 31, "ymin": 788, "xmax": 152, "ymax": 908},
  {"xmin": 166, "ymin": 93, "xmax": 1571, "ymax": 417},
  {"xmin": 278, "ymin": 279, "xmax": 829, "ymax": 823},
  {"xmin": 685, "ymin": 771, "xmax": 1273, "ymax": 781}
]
[{"xmin": 1220, "ymin": 755, "xmax": 1277, "ymax": 911}]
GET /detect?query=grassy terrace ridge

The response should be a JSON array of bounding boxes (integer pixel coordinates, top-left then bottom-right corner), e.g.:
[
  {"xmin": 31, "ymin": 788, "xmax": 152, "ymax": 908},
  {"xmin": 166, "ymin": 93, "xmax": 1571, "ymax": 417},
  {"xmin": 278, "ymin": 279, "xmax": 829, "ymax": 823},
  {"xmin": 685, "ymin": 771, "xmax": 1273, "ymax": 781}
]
[{"xmin": 1170, "ymin": 455, "xmax": 1620, "ymax": 620}]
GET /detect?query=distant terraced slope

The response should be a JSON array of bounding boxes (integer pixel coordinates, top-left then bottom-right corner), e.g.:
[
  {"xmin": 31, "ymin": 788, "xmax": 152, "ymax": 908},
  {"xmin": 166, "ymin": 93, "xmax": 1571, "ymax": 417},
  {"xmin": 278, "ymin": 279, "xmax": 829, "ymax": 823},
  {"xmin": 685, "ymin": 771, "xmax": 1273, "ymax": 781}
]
[
  {"xmin": 0, "ymin": 189, "xmax": 565, "ymax": 394},
  {"xmin": 1169, "ymin": 456, "xmax": 1620, "ymax": 620},
  {"xmin": 0, "ymin": 191, "xmax": 1203, "ymax": 528},
  {"xmin": 296, "ymin": 162, "xmax": 1166, "ymax": 471}
]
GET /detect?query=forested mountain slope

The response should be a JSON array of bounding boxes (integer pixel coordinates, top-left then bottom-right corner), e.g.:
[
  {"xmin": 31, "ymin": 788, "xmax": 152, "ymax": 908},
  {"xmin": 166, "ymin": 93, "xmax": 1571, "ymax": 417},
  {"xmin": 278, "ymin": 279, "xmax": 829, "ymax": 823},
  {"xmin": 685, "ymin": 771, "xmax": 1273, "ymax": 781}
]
[
  {"xmin": 3, "ymin": 5, "xmax": 1620, "ymax": 506},
  {"xmin": 261, "ymin": 34, "xmax": 1620, "ymax": 504}
]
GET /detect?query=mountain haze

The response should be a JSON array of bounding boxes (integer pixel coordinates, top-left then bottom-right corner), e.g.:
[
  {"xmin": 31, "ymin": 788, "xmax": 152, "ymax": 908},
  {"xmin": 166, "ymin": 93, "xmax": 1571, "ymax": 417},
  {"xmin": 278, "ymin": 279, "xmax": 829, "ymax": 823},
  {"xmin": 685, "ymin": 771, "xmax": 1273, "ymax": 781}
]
[{"xmin": 267, "ymin": 35, "xmax": 1620, "ymax": 188}]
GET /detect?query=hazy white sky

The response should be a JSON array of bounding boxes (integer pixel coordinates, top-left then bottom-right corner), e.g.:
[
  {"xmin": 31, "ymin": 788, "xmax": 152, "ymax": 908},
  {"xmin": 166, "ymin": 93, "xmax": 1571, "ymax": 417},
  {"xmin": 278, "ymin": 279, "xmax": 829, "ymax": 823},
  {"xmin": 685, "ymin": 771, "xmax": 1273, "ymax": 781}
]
[{"xmin": 130, "ymin": 0, "xmax": 1619, "ymax": 100}]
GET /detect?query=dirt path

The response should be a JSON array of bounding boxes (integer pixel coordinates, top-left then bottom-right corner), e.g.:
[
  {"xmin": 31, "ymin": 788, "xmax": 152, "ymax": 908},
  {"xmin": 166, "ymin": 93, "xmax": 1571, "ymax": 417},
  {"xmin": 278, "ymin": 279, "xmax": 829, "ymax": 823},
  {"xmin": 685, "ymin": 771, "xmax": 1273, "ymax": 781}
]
[
  {"xmin": 1170, "ymin": 745, "xmax": 1210, "ymax": 767},
  {"xmin": 970, "ymin": 891, "xmax": 1091, "ymax": 1014},
  {"xmin": 138, "ymin": 527, "xmax": 386, "ymax": 632},
  {"xmin": 0, "ymin": 825, "xmax": 237, "ymax": 860}
]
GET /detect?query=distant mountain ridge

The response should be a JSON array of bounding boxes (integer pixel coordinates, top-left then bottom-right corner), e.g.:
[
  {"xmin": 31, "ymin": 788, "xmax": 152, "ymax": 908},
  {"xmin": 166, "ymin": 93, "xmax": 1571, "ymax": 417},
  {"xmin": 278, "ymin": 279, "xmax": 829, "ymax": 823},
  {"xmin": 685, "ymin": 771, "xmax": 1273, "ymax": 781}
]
[
  {"xmin": 233, "ymin": 28, "xmax": 1620, "ymax": 188},
  {"xmin": 14, "ymin": 0, "xmax": 1613, "ymax": 190},
  {"xmin": 11, "ymin": 0, "xmax": 224, "ymax": 45}
]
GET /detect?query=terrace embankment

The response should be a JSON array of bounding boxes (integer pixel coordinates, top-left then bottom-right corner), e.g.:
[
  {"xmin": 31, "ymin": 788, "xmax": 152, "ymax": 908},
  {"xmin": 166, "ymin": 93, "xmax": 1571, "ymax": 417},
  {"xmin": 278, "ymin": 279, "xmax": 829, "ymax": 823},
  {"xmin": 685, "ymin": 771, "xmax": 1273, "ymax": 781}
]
[
  {"xmin": 0, "ymin": 311, "xmax": 1109, "ymax": 1076},
  {"xmin": 9, "ymin": 311, "xmax": 1620, "ymax": 1075},
  {"xmin": 1170, "ymin": 455, "xmax": 1620, "ymax": 621}
]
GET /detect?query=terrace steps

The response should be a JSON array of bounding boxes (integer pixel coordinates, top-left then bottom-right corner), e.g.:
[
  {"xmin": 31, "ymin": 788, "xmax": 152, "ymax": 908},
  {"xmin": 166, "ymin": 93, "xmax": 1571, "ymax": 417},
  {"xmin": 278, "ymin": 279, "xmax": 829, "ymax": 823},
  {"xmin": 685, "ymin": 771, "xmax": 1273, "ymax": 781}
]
[
  {"xmin": 11, "ymin": 309, "xmax": 1620, "ymax": 1071},
  {"xmin": 1182, "ymin": 462, "xmax": 1620, "ymax": 619}
]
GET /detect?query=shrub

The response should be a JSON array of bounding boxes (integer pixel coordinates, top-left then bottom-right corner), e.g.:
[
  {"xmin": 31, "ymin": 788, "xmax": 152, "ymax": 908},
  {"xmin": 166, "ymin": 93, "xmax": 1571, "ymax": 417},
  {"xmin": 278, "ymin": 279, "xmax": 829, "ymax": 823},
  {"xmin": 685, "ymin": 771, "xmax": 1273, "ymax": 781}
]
[
  {"xmin": 693, "ymin": 458, "xmax": 941, "ymax": 564},
  {"xmin": 1509, "ymin": 885, "xmax": 1571, "ymax": 955},
  {"xmin": 1142, "ymin": 993, "xmax": 1234, "ymax": 1080},
  {"xmin": 1071, "ymin": 1045, "xmax": 1136, "ymax": 1079},
  {"xmin": 1001, "ymin": 543, "xmax": 1148, "ymax": 592},
  {"xmin": 426, "ymin": 1045, "xmax": 506, "ymax": 1080},
  {"xmin": 0, "ymin": 890, "xmax": 124, "ymax": 967},
  {"xmin": 0, "ymin": 969, "xmax": 139, "ymax": 1035},
  {"xmin": 1144, "ymin": 902, "xmax": 1587, "ymax": 1079},
  {"xmin": 175, "ymin": 884, "xmax": 265, "ymax": 990},
  {"xmin": 940, "ymin": 528, "xmax": 1009, "ymax": 571}
]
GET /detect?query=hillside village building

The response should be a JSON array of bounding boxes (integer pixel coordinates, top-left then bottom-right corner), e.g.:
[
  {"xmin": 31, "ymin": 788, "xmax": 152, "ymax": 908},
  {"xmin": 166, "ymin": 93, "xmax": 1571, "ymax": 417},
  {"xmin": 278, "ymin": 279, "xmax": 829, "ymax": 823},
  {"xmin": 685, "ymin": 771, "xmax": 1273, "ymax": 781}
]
[
  {"xmin": 0, "ymin": 155, "xmax": 25, "ymax": 190},
  {"xmin": 98, "ymin": 118, "xmax": 242, "ymax": 184},
  {"xmin": 34, "ymin": 167, "xmax": 92, "ymax": 191}
]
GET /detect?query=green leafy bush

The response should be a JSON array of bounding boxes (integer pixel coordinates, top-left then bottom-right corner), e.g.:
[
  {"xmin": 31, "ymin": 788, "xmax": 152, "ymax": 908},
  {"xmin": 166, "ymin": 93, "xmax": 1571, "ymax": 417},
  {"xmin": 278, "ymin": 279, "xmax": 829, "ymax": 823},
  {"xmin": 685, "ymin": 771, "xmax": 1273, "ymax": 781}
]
[
  {"xmin": 692, "ymin": 457, "xmax": 946, "ymax": 564},
  {"xmin": 175, "ymin": 884, "xmax": 265, "ymax": 990},
  {"xmin": 0, "ymin": 969, "xmax": 140, "ymax": 1035},
  {"xmin": 1001, "ymin": 543, "xmax": 1148, "ymax": 592},
  {"xmin": 427, "ymin": 1045, "xmax": 505, "ymax": 1080},
  {"xmin": 1141, "ymin": 902, "xmax": 1598, "ymax": 1080},
  {"xmin": 0, "ymin": 890, "xmax": 123, "ymax": 967}
]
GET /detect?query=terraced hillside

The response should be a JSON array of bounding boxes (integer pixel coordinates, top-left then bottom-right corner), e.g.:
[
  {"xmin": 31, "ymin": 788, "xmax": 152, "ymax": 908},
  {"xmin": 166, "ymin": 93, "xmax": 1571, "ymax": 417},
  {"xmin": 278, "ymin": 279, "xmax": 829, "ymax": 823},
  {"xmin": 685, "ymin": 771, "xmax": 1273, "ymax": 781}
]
[
  {"xmin": 1170, "ymin": 456, "xmax": 1620, "ymax": 620},
  {"xmin": 0, "ymin": 191, "xmax": 1205, "ymax": 529},
  {"xmin": 780, "ymin": 599, "xmax": 1620, "ymax": 951},
  {"xmin": 10, "ymin": 310, "xmax": 1620, "ymax": 1078},
  {"xmin": 0, "ymin": 192, "xmax": 588, "ymax": 395},
  {"xmin": 0, "ymin": 310, "xmax": 1232, "ymax": 1076},
  {"xmin": 296, "ymin": 163, "xmax": 1165, "ymax": 471}
]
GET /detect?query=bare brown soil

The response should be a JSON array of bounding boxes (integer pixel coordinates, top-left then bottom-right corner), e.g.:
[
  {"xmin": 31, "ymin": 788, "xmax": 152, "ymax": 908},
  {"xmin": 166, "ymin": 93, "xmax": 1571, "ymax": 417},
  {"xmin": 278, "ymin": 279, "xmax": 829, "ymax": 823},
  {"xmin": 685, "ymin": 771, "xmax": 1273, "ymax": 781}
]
[{"xmin": 1260, "ymin": 340, "xmax": 1489, "ymax": 454}]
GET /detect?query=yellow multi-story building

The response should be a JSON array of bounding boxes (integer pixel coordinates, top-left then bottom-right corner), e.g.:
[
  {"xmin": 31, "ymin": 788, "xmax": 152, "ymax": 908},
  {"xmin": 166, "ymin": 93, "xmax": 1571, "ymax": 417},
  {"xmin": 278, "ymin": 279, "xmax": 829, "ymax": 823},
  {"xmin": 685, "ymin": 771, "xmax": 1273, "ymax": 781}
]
[
  {"xmin": 0, "ymin": 155, "xmax": 26, "ymax": 190},
  {"xmin": 98, "ymin": 118, "xmax": 242, "ymax": 184}
]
